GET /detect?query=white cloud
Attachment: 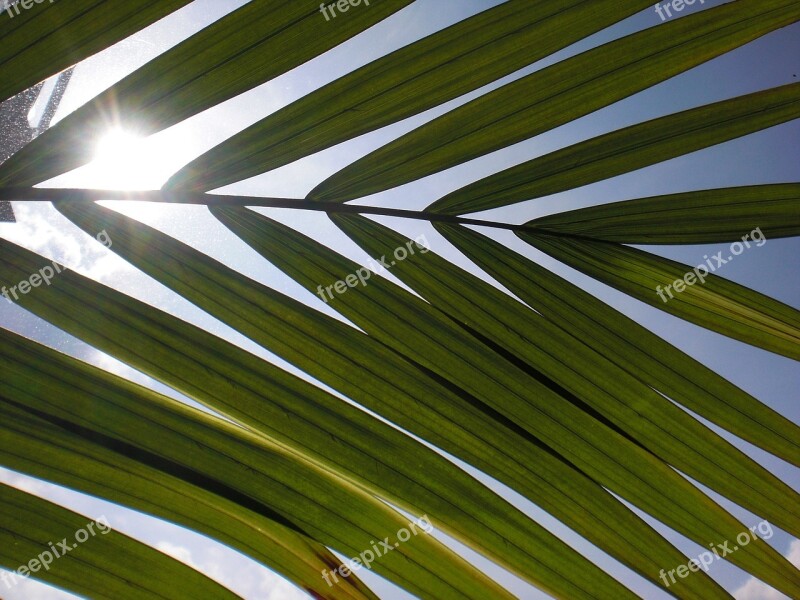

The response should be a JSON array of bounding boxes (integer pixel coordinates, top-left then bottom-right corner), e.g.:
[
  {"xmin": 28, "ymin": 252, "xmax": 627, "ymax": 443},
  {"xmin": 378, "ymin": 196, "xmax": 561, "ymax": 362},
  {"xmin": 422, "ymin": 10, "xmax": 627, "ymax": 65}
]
[
  {"xmin": 153, "ymin": 540, "xmax": 309, "ymax": 599},
  {"xmin": 0, "ymin": 573, "xmax": 78, "ymax": 600},
  {"xmin": 0, "ymin": 470, "xmax": 82, "ymax": 600},
  {"xmin": 790, "ymin": 540, "xmax": 800, "ymax": 566},
  {"xmin": 261, "ymin": 575, "xmax": 310, "ymax": 600},
  {"xmin": 0, "ymin": 469, "xmax": 50, "ymax": 496},
  {"xmin": 155, "ymin": 541, "xmax": 199, "ymax": 569},
  {"xmin": 0, "ymin": 202, "xmax": 129, "ymax": 283},
  {"xmin": 734, "ymin": 539, "xmax": 800, "ymax": 600}
]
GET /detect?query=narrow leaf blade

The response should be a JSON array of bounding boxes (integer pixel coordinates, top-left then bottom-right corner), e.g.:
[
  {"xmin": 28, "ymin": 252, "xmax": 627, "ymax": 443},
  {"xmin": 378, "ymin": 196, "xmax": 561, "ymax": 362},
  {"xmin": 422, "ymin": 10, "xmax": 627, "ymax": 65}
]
[
  {"xmin": 212, "ymin": 205, "xmax": 799, "ymax": 597},
  {"xmin": 165, "ymin": 0, "xmax": 650, "ymax": 192},
  {"xmin": 0, "ymin": 0, "xmax": 413, "ymax": 187},
  {"xmin": 51, "ymin": 202, "xmax": 733, "ymax": 599},
  {"xmin": 308, "ymin": 0, "xmax": 800, "ymax": 202},
  {"xmin": 431, "ymin": 84, "xmax": 800, "ymax": 214},
  {"xmin": 525, "ymin": 184, "xmax": 800, "ymax": 244},
  {"xmin": 0, "ymin": 0, "xmax": 192, "ymax": 103},
  {"xmin": 436, "ymin": 222, "xmax": 800, "ymax": 467},
  {"xmin": 520, "ymin": 233, "xmax": 800, "ymax": 360},
  {"xmin": 0, "ymin": 481, "xmax": 240, "ymax": 599}
]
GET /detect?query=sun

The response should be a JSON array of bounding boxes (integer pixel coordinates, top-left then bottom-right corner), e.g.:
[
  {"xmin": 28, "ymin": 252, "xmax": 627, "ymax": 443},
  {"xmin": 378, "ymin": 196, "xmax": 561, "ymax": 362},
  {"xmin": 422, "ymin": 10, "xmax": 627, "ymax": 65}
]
[
  {"xmin": 95, "ymin": 129, "xmax": 142, "ymax": 161},
  {"xmin": 83, "ymin": 128, "xmax": 192, "ymax": 219},
  {"xmin": 88, "ymin": 126, "xmax": 194, "ymax": 193},
  {"xmin": 89, "ymin": 128, "xmax": 151, "ymax": 191},
  {"xmin": 82, "ymin": 126, "xmax": 198, "ymax": 219}
]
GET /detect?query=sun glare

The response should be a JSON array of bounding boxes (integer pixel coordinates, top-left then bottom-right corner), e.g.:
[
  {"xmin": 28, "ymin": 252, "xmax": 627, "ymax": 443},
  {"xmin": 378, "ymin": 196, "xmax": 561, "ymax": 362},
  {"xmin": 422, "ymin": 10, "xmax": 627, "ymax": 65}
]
[
  {"xmin": 86, "ymin": 126, "xmax": 192, "ymax": 193},
  {"xmin": 95, "ymin": 129, "xmax": 142, "ymax": 159},
  {"xmin": 84, "ymin": 127, "xmax": 193, "ymax": 219},
  {"xmin": 91, "ymin": 129, "xmax": 150, "ymax": 190}
]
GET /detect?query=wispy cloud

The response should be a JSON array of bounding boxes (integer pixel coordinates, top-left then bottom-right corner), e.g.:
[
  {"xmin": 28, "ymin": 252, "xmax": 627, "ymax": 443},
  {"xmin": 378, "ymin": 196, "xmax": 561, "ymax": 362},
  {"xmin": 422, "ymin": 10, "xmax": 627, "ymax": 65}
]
[
  {"xmin": 0, "ymin": 202, "xmax": 128, "ymax": 282},
  {"xmin": 155, "ymin": 541, "xmax": 309, "ymax": 599},
  {"xmin": 734, "ymin": 539, "xmax": 800, "ymax": 599}
]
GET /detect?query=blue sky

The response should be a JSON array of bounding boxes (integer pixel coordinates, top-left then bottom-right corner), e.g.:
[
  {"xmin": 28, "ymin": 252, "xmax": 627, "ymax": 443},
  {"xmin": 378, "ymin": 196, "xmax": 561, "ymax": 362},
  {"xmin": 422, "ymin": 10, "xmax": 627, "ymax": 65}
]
[{"xmin": 0, "ymin": 0, "xmax": 798, "ymax": 598}]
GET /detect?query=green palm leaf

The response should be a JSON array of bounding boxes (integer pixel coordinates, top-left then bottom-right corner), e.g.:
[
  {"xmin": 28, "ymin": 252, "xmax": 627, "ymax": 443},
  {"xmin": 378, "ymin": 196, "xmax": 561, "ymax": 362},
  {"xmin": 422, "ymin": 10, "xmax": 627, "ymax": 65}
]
[
  {"xmin": 165, "ymin": 0, "xmax": 650, "ymax": 192},
  {"xmin": 430, "ymin": 84, "xmax": 800, "ymax": 214},
  {"xmin": 0, "ymin": 325, "xmax": 508, "ymax": 600},
  {"xmin": 211, "ymin": 205, "xmax": 800, "ymax": 598},
  {"xmin": 435, "ymin": 222, "xmax": 800, "ymax": 466},
  {"xmin": 307, "ymin": 0, "xmax": 800, "ymax": 203},
  {"xmin": 0, "ymin": 0, "xmax": 797, "ymax": 597},
  {"xmin": 525, "ymin": 184, "xmax": 800, "ymax": 244},
  {"xmin": 0, "ymin": 0, "xmax": 192, "ymax": 103},
  {"xmin": 0, "ymin": 0, "xmax": 413, "ymax": 188},
  {"xmin": 521, "ymin": 233, "xmax": 800, "ymax": 360},
  {"xmin": 0, "ymin": 481, "xmax": 239, "ymax": 599}
]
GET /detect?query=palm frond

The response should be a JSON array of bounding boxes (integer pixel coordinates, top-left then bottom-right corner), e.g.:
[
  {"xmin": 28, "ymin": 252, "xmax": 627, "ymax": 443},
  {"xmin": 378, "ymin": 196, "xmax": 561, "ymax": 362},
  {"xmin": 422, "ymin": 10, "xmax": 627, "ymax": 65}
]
[
  {"xmin": 0, "ymin": 1, "xmax": 798, "ymax": 598},
  {"xmin": 307, "ymin": 0, "xmax": 800, "ymax": 202},
  {"xmin": 0, "ymin": 479, "xmax": 239, "ymax": 599},
  {"xmin": 522, "ymin": 232, "xmax": 800, "ymax": 359},
  {"xmin": 430, "ymin": 84, "xmax": 800, "ymax": 214}
]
